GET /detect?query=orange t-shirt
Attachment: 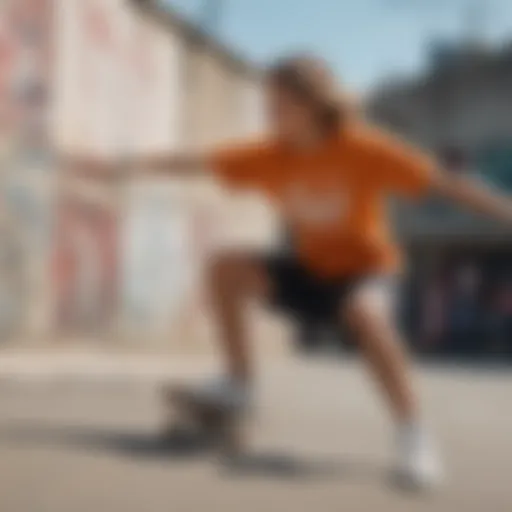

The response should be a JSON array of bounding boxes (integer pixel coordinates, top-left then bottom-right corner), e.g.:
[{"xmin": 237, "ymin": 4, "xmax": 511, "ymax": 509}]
[{"xmin": 209, "ymin": 123, "xmax": 438, "ymax": 278}]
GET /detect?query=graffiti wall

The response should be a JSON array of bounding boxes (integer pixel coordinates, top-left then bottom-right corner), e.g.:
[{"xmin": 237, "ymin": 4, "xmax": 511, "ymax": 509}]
[
  {"xmin": 52, "ymin": 0, "xmax": 182, "ymax": 154},
  {"xmin": 0, "ymin": 0, "xmax": 55, "ymax": 340},
  {"xmin": 51, "ymin": 0, "xmax": 188, "ymax": 341},
  {"xmin": 1, "ymin": 0, "xmax": 267, "ymax": 345},
  {"xmin": 52, "ymin": 190, "xmax": 118, "ymax": 335},
  {"xmin": 0, "ymin": 0, "xmax": 52, "ymax": 145}
]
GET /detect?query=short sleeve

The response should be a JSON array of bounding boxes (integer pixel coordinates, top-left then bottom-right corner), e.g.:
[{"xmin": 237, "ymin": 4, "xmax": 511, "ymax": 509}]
[
  {"xmin": 208, "ymin": 140, "xmax": 273, "ymax": 190},
  {"xmin": 365, "ymin": 130, "xmax": 439, "ymax": 200}
]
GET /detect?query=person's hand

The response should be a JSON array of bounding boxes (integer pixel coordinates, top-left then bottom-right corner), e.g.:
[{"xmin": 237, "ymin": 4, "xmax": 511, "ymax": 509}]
[{"xmin": 56, "ymin": 151, "xmax": 106, "ymax": 173}]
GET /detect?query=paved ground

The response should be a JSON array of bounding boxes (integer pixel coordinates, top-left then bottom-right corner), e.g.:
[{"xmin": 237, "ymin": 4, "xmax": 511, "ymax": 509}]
[{"xmin": 0, "ymin": 354, "xmax": 511, "ymax": 512}]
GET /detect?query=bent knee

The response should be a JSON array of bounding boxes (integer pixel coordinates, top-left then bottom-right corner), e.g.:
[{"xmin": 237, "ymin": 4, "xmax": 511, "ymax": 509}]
[
  {"xmin": 209, "ymin": 253, "xmax": 246, "ymax": 286},
  {"xmin": 342, "ymin": 278, "xmax": 397, "ymax": 332},
  {"xmin": 208, "ymin": 252, "xmax": 267, "ymax": 296}
]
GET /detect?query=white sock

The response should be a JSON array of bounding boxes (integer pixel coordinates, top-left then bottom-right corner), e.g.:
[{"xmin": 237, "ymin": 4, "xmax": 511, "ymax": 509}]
[
  {"xmin": 192, "ymin": 375, "xmax": 252, "ymax": 410},
  {"xmin": 395, "ymin": 419, "xmax": 444, "ymax": 489}
]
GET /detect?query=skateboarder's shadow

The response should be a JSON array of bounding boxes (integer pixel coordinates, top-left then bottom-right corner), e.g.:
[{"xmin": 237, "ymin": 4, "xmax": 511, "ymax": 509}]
[
  {"xmin": 0, "ymin": 422, "xmax": 383, "ymax": 483},
  {"xmin": 221, "ymin": 452, "xmax": 383, "ymax": 482},
  {"xmin": 0, "ymin": 422, "xmax": 219, "ymax": 461}
]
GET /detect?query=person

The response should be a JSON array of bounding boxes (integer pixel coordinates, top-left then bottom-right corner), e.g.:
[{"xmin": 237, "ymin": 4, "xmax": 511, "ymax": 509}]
[
  {"xmin": 71, "ymin": 54, "xmax": 512, "ymax": 489},
  {"xmin": 446, "ymin": 263, "xmax": 482, "ymax": 357},
  {"xmin": 420, "ymin": 275, "xmax": 448, "ymax": 352},
  {"xmin": 487, "ymin": 278, "xmax": 512, "ymax": 357}
]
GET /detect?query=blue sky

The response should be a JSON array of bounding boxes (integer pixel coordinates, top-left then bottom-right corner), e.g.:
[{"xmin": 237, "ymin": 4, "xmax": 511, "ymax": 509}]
[{"xmin": 166, "ymin": 0, "xmax": 512, "ymax": 92}]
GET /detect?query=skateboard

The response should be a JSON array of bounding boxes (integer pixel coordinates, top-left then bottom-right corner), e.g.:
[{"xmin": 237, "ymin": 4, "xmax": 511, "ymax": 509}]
[{"xmin": 160, "ymin": 383, "xmax": 246, "ymax": 458}]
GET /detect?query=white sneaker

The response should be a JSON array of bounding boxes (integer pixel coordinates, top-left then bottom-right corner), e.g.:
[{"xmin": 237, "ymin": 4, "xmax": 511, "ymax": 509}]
[
  {"xmin": 176, "ymin": 376, "xmax": 252, "ymax": 412},
  {"xmin": 395, "ymin": 424, "xmax": 445, "ymax": 491}
]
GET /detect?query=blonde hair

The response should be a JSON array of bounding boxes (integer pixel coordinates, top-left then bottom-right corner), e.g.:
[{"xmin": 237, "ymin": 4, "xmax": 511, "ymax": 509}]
[{"xmin": 267, "ymin": 54, "xmax": 358, "ymax": 135}]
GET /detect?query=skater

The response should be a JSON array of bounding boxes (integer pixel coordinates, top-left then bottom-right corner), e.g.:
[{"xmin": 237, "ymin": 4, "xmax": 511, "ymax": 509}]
[{"xmin": 76, "ymin": 54, "xmax": 512, "ymax": 489}]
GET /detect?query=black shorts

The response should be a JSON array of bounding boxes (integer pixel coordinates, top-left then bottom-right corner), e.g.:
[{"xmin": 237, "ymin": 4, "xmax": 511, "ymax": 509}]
[{"xmin": 261, "ymin": 254, "xmax": 396, "ymax": 324}]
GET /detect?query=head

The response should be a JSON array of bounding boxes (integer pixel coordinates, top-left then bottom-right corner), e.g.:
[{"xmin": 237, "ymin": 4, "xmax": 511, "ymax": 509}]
[{"xmin": 265, "ymin": 54, "xmax": 355, "ymax": 146}]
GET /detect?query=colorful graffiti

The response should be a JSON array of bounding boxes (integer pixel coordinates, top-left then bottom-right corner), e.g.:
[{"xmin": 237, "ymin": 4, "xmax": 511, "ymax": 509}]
[
  {"xmin": 52, "ymin": 191, "xmax": 118, "ymax": 335},
  {"xmin": 0, "ymin": 0, "xmax": 52, "ymax": 148},
  {"xmin": 0, "ymin": 0, "xmax": 54, "ymax": 340}
]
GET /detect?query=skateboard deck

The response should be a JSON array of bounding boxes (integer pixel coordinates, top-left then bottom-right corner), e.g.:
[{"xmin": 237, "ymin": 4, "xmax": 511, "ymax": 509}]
[{"xmin": 161, "ymin": 383, "xmax": 246, "ymax": 457}]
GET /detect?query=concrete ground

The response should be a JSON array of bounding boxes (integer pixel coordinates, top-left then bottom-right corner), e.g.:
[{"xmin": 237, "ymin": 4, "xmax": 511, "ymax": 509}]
[{"xmin": 0, "ymin": 353, "xmax": 511, "ymax": 512}]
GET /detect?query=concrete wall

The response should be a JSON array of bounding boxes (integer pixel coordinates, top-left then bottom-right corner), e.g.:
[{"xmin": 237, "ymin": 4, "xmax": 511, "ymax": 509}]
[
  {"xmin": 52, "ymin": 0, "xmax": 182, "ymax": 154},
  {"xmin": 0, "ymin": 0, "xmax": 281, "ymax": 351},
  {"xmin": 0, "ymin": 0, "xmax": 56, "ymax": 340}
]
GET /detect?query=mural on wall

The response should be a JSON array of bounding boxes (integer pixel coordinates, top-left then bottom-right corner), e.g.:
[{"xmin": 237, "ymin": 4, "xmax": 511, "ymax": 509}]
[
  {"xmin": 52, "ymin": 192, "xmax": 118, "ymax": 335},
  {"xmin": 0, "ymin": 0, "xmax": 53, "ymax": 235},
  {"xmin": 0, "ymin": 0, "xmax": 54, "ymax": 339},
  {"xmin": 76, "ymin": 0, "xmax": 120, "ymax": 155},
  {"xmin": 0, "ymin": 0, "xmax": 52, "ymax": 157},
  {"xmin": 64, "ymin": 0, "xmax": 176, "ymax": 156},
  {"xmin": 48, "ymin": 0, "xmax": 184, "ymax": 339},
  {"xmin": 120, "ymin": 183, "xmax": 198, "ymax": 337}
]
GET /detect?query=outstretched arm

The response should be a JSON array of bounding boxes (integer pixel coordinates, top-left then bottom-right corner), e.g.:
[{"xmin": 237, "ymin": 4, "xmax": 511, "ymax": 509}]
[
  {"xmin": 57, "ymin": 139, "xmax": 267, "ymax": 190},
  {"xmin": 433, "ymin": 172, "xmax": 512, "ymax": 225},
  {"xmin": 57, "ymin": 151, "xmax": 208, "ymax": 181},
  {"xmin": 129, "ymin": 152, "xmax": 207, "ymax": 175},
  {"xmin": 366, "ymin": 129, "xmax": 512, "ymax": 226}
]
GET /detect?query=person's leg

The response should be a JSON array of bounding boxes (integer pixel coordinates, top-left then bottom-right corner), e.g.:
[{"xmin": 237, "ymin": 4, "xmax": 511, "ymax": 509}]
[
  {"xmin": 207, "ymin": 251, "xmax": 270, "ymax": 384},
  {"xmin": 163, "ymin": 252, "xmax": 271, "ymax": 447},
  {"xmin": 341, "ymin": 277, "xmax": 443, "ymax": 488},
  {"xmin": 341, "ymin": 279, "xmax": 417, "ymax": 422},
  {"xmin": 171, "ymin": 252, "xmax": 309, "ymax": 411}
]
